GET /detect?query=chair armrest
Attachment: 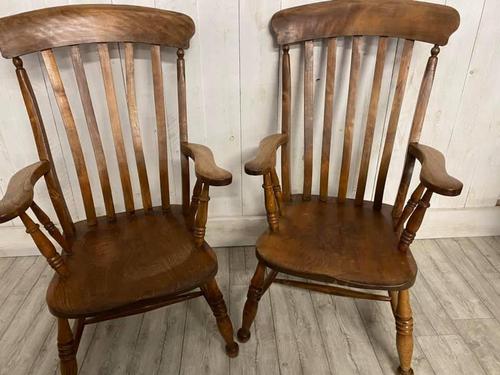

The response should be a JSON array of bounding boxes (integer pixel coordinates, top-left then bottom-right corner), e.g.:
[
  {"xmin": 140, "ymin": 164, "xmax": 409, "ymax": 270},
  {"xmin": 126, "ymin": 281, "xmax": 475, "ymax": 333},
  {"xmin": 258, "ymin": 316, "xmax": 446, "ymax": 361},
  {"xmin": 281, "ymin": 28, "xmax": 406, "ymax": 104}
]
[
  {"xmin": 408, "ymin": 142, "xmax": 463, "ymax": 196},
  {"xmin": 181, "ymin": 142, "xmax": 232, "ymax": 186},
  {"xmin": 244, "ymin": 134, "xmax": 288, "ymax": 176},
  {"xmin": 0, "ymin": 160, "xmax": 50, "ymax": 223}
]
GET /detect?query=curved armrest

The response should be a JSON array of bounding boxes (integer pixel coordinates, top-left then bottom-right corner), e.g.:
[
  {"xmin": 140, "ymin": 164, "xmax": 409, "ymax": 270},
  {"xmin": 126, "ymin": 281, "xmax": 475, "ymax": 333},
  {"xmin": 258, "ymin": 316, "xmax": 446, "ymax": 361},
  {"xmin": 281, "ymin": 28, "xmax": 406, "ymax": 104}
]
[
  {"xmin": 244, "ymin": 134, "xmax": 288, "ymax": 175},
  {"xmin": 408, "ymin": 143, "xmax": 462, "ymax": 196},
  {"xmin": 181, "ymin": 143, "xmax": 232, "ymax": 186},
  {"xmin": 0, "ymin": 160, "xmax": 50, "ymax": 223}
]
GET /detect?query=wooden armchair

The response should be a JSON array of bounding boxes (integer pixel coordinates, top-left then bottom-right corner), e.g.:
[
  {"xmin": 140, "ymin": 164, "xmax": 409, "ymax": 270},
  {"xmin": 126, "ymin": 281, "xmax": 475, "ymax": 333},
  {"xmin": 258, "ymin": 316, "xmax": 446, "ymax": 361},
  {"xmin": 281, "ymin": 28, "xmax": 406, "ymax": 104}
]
[
  {"xmin": 238, "ymin": 1, "xmax": 462, "ymax": 374},
  {"xmin": 0, "ymin": 5, "xmax": 238, "ymax": 374}
]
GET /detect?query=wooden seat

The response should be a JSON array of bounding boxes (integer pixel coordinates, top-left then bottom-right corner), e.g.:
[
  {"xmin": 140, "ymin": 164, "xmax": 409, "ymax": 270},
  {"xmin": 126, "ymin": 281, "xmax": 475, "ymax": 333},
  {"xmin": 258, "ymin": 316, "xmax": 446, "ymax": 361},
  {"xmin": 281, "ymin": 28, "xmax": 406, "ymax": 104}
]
[
  {"xmin": 47, "ymin": 207, "xmax": 217, "ymax": 318},
  {"xmin": 238, "ymin": 2, "xmax": 463, "ymax": 375},
  {"xmin": 256, "ymin": 196, "xmax": 417, "ymax": 290}
]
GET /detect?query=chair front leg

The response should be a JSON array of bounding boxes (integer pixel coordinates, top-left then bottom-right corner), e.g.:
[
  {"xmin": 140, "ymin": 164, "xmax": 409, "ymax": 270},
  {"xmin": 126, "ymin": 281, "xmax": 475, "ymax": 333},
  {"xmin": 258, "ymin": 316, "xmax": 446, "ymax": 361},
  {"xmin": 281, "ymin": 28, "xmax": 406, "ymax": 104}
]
[
  {"xmin": 395, "ymin": 290, "xmax": 414, "ymax": 375},
  {"xmin": 202, "ymin": 278, "xmax": 239, "ymax": 357},
  {"xmin": 58, "ymin": 318, "xmax": 77, "ymax": 375},
  {"xmin": 237, "ymin": 261, "xmax": 277, "ymax": 343}
]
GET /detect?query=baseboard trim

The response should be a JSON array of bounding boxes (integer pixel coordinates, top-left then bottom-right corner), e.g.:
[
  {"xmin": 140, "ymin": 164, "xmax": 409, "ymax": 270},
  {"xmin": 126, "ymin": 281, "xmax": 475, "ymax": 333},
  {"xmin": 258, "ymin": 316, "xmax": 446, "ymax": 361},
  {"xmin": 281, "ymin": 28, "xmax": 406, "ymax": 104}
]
[{"xmin": 1, "ymin": 207, "xmax": 499, "ymax": 257}]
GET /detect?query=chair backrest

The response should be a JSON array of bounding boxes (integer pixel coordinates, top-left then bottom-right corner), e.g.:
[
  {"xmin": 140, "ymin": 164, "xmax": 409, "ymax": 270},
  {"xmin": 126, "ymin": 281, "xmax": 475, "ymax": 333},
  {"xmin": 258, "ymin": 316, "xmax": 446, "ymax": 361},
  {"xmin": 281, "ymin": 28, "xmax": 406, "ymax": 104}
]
[
  {"xmin": 0, "ymin": 5, "xmax": 195, "ymax": 238},
  {"xmin": 271, "ymin": 0, "xmax": 459, "ymax": 210}
]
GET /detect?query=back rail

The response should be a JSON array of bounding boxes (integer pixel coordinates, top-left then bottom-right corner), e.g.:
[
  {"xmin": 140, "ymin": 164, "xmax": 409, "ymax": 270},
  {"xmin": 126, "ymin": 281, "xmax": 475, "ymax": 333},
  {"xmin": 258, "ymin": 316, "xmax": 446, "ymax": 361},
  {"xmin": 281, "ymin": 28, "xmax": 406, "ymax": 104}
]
[
  {"xmin": 373, "ymin": 39, "xmax": 414, "ymax": 209},
  {"xmin": 41, "ymin": 49, "xmax": 97, "ymax": 225},
  {"xmin": 124, "ymin": 43, "xmax": 152, "ymax": 211}
]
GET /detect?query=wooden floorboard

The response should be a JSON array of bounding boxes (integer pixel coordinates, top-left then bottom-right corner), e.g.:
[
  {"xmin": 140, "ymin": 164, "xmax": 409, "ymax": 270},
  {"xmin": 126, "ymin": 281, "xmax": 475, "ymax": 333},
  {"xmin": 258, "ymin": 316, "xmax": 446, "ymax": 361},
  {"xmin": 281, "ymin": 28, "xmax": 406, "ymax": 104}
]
[{"xmin": 1, "ymin": 238, "xmax": 500, "ymax": 374}]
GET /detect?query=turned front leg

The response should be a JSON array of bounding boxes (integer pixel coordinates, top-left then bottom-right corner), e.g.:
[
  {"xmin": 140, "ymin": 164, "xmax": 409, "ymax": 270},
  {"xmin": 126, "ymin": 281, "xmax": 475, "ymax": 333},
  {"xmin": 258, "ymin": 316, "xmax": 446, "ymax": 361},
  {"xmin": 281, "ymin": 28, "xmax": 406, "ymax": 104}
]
[
  {"xmin": 58, "ymin": 318, "xmax": 77, "ymax": 375},
  {"xmin": 396, "ymin": 290, "xmax": 414, "ymax": 375},
  {"xmin": 202, "ymin": 278, "xmax": 239, "ymax": 357}
]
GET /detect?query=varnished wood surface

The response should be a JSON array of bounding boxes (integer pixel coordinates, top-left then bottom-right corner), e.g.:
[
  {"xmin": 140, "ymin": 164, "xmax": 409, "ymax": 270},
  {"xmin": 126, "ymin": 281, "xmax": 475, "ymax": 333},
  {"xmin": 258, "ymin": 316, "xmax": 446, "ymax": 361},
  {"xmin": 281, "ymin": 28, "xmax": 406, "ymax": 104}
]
[
  {"xmin": 0, "ymin": 161, "xmax": 49, "ymax": 223},
  {"xmin": 270, "ymin": 0, "xmax": 460, "ymax": 46},
  {"xmin": 244, "ymin": 133, "xmax": 288, "ymax": 176},
  {"xmin": 47, "ymin": 207, "xmax": 217, "ymax": 318},
  {"xmin": 256, "ymin": 196, "xmax": 417, "ymax": 290},
  {"xmin": 2, "ymin": 239, "xmax": 500, "ymax": 374},
  {"xmin": 0, "ymin": 5, "xmax": 194, "ymax": 58},
  {"xmin": 181, "ymin": 143, "xmax": 233, "ymax": 186}
]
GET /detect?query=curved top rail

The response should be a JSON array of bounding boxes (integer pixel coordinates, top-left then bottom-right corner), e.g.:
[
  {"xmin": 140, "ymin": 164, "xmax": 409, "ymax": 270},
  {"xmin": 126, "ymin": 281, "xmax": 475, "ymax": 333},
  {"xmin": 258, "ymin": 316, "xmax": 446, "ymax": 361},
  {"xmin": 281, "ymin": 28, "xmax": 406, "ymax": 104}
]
[
  {"xmin": 271, "ymin": 0, "xmax": 460, "ymax": 46},
  {"xmin": 0, "ymin": 4, "xmax": 195, "ymax": 58}
]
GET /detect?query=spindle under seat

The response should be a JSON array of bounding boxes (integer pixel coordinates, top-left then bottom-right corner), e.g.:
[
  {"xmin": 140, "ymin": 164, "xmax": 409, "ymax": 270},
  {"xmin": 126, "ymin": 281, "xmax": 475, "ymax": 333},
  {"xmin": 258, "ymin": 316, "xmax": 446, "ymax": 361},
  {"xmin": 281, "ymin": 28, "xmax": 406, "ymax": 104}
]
[
  {"xmin": 47, "ymin": 206, "xmax": 218, "ymax": 318},
  {"xmin": 255, "ymin": 196, "xmax": 417, "ymax": 291}
]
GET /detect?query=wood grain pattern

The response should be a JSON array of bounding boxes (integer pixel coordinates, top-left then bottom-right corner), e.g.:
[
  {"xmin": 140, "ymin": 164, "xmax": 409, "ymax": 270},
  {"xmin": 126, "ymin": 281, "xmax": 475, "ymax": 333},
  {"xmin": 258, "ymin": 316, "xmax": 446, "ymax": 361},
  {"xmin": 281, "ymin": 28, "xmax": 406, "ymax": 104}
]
[
  {"xmin": 271, "ymin": 0, "xmax": 460, "ymax": 46},
  {"xmin": 98, "ymin": 43, "xmax": 135, "ymax": 214},
  {"xmin": 0, "ymin": 161, "xmax": 49, "ymax": 223},
  {"xmin": 13, "ymin": 57, "xmax": 75, "ymax": 237},
  {"xmin": 355, "ymin": 37, "xmax": 388, "ymax": 205},
  {"xmin": 244, "ymin": 134, "xmax": 288, "ymax": 176},
  {"xmin": 0, "ymin": 4, "xmax": 195, "ymax": 58},
  {"xmin": 151, "ymin": 44, "xmax": 170, "ymax": 210},
  {"xmin": 303, "ymin": 40, "xmax": 314, "ymax": 201},
  {"xmin": 177, "ymin": 48, "xmax": 190, "ymax": 211},
  {"xmin": 338, "ymin": 36, "xmax": 362, "ymax": 203},
  {"xmin": 124, "ymin": 43, "xmax": 152, "ymax": 211},
  {"xmin": 373, "ymin": 40, "xmax": 414, "ymax": 209},
  {"xmin": 281, "ymin": 45, "xmax": 291, "ymax": 201},
  {"xmin": 181, "ymin": 143, "xmax": 232, "ymax": 186},
  {"xmin": 71, "ymin": 45, "xmax": 115, "ymax": 220},
  {"xmin": 319, "ymin": 38, "xmax": 336, "ymax": 202},
  {"xmin": 41, "ymin": 49, "xmax": 97, "ymax": 225}
]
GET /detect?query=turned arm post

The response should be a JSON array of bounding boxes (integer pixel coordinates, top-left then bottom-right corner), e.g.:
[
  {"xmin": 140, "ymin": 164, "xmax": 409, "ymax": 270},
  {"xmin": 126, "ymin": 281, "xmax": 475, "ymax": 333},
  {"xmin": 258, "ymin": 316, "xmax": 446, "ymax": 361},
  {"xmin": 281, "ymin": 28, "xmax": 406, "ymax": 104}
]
[
  {"xmin": 398, "ymin": 189, "xmax": 433, "ymax": 252},
  {"xmin": 193, "ymin": 182, "xmax": 210, "ymax": 247},
  {"xmin": 19, "ymin": 211, "xmax": 69, "ymax": 277},
  {"xmin": 263, "ymin": 172, "xmax": 279, "ymax": 232},
  {"xmin": 270, "ymin": 168, "xmax": 283, "ymax": 216},
  {"xmin": 188, "ymin": 179, "xmax": 203, "ymax": 231},
  {"xmin": 30, "ymin": 201, "xmax": 71, "ymax": 253}
]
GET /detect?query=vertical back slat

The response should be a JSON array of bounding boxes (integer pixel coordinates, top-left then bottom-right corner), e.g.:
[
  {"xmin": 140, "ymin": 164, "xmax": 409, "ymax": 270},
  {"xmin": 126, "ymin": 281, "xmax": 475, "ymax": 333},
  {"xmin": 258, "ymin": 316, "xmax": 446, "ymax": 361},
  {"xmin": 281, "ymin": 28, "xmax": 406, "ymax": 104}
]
[
  {"xmin": 393, "ymin": 45, "xmax": 440, "ymax": 220},
  {"xmin": 319, "ymin": 38, "xmax": 337, "ymax": 201},
  {"xmin": 374, "ymin": 39, "xmax": 414, "ymax": 209},
  {"xmin": 98, "ymin": 43, "xmax": 135, "ymax": 213},
  {"xmin": 303, "ymin": 40, "xmax": 314, "ymax": 201},
  {"xmin": 338, "ymin": 36, "xmax": 362, "ymax": 203},
  {"xmin": 177, "ymin": 48, "xmax": 190, "ymax": 212},
  {"xmin": 41, "ymin": 49, "xmax": 97, "ymax": 225},
  {"xmin": 13, "ymin": 57, "xmax": 75, "ymax": 237},
  {"xmin": 281, "ymin": 45, "xmax": 291, "ymax": 201},
  {"xmin": 124, "ymin": 43, "xmax": 152, "ymax": 211},
  {"xmin": 151, "ymin": 44, "xmax": 170, "ymax": 210},
  {"xmin": 355, "ymin": 37, "xmax": 388, "ymax": 205},
  {"xmin": 71, "ymin": 45, "xmax": 115, "ymax": 220}
]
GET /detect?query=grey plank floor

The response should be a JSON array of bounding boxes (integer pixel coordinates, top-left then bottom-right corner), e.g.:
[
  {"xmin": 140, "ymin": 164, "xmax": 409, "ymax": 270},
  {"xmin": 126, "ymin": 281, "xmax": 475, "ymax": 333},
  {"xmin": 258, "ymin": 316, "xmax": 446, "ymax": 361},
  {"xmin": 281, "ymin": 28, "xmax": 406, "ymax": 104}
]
[{"xmin": 1, "ymin": 237, "xmax": 500, "ymax": 374}]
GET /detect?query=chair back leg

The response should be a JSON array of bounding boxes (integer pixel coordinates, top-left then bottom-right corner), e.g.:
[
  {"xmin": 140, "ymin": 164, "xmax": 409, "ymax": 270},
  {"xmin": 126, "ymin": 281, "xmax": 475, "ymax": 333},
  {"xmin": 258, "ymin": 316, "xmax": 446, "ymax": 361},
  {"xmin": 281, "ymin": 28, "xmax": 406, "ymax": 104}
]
[{"xmin": 202, "ymin": 278, "xmax": 239, "ymax": 357}]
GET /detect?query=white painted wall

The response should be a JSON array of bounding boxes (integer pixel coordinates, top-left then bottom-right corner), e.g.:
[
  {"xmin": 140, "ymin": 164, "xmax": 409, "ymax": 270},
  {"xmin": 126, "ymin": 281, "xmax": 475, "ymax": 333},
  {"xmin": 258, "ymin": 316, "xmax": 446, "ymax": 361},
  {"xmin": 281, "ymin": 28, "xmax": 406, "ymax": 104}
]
[{"xmin": 0, "ymin": 0, "xmax": 499, "ymax": 256}]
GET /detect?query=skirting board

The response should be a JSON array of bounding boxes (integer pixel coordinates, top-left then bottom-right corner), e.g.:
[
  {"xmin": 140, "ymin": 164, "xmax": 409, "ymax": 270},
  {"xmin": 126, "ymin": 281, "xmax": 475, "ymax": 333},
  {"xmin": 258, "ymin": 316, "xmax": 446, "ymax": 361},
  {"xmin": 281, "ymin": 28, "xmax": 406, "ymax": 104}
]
[{"xmin": 1, "ymin": 206, "xmax": 499, "ymax": 257}]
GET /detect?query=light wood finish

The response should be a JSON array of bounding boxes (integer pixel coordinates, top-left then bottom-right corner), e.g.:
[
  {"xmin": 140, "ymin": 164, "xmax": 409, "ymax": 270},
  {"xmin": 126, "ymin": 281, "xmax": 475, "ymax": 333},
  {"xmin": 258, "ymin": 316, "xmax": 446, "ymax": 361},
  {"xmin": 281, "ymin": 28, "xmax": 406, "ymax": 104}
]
[
  {"xmin": 0, "ymin": 4, "xmax": 195, "ymax": 58},
  {"xmin": 0, "ymin": 161, "xmax": 49, "ymax": 223},
  {"xmin": 303, "ymin": 40, "xmax": 314, "ymax": 200},
  {"xmin": 3, "ymin": 240, "xmax": 500, "ymax": 374},
  {"xmin": 338, "ymin": 36, "xmax": 362, "ymax": 203},
  {"xmin": 42, "ymin": 49, "xmax": 97, "ymax": 225},
  {"xmin": 319, "ymin": 38, "xmax": 336, "ymax": 202},
  {"xmin": 270, "ymin": 0, "xmax": 460, "ymax": 46},
  {"xmin": 71, "ymin": 45, "xmax": 115, "ymax": 220},
  {"xmin": 98, "ymin": 43, "xmax": 135, "ymax": 213},
  {"xmin": 244, "ymin": 3, "xmax": 463, "ymax": 374},
  {"xmin": 151, "ymin": 44, "xmax": 170, "ymax": 211},
  {"xmin": 0, "ymin": 5, "xmax": 238, "ymax": 372},
  {"xmin": 373, "ymin": 39, "xmax": 414, "ymax": 209},
  {"xmin": 355, "ymin": 37, "xmax": 388, "ymax": 205},
  {"xmin": 124, "ymin": 43, "xmax": 152, "ymax": 211},
  {"xmin": 281, "ymin": 45, "xmax": 291, "ymax": 201},
  {"xmin": 244, "ymin": 133, "xmax": 287, "ymax": 176}
]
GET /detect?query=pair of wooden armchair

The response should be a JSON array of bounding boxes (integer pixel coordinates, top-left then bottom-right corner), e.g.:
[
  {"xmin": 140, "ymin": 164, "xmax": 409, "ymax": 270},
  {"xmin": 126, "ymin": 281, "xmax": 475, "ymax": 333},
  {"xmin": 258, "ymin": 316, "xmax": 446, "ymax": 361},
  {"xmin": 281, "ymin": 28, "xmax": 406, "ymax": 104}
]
[{"xmin": 0, "ymin": 1, "xmax": 462, "ymax": 374}]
